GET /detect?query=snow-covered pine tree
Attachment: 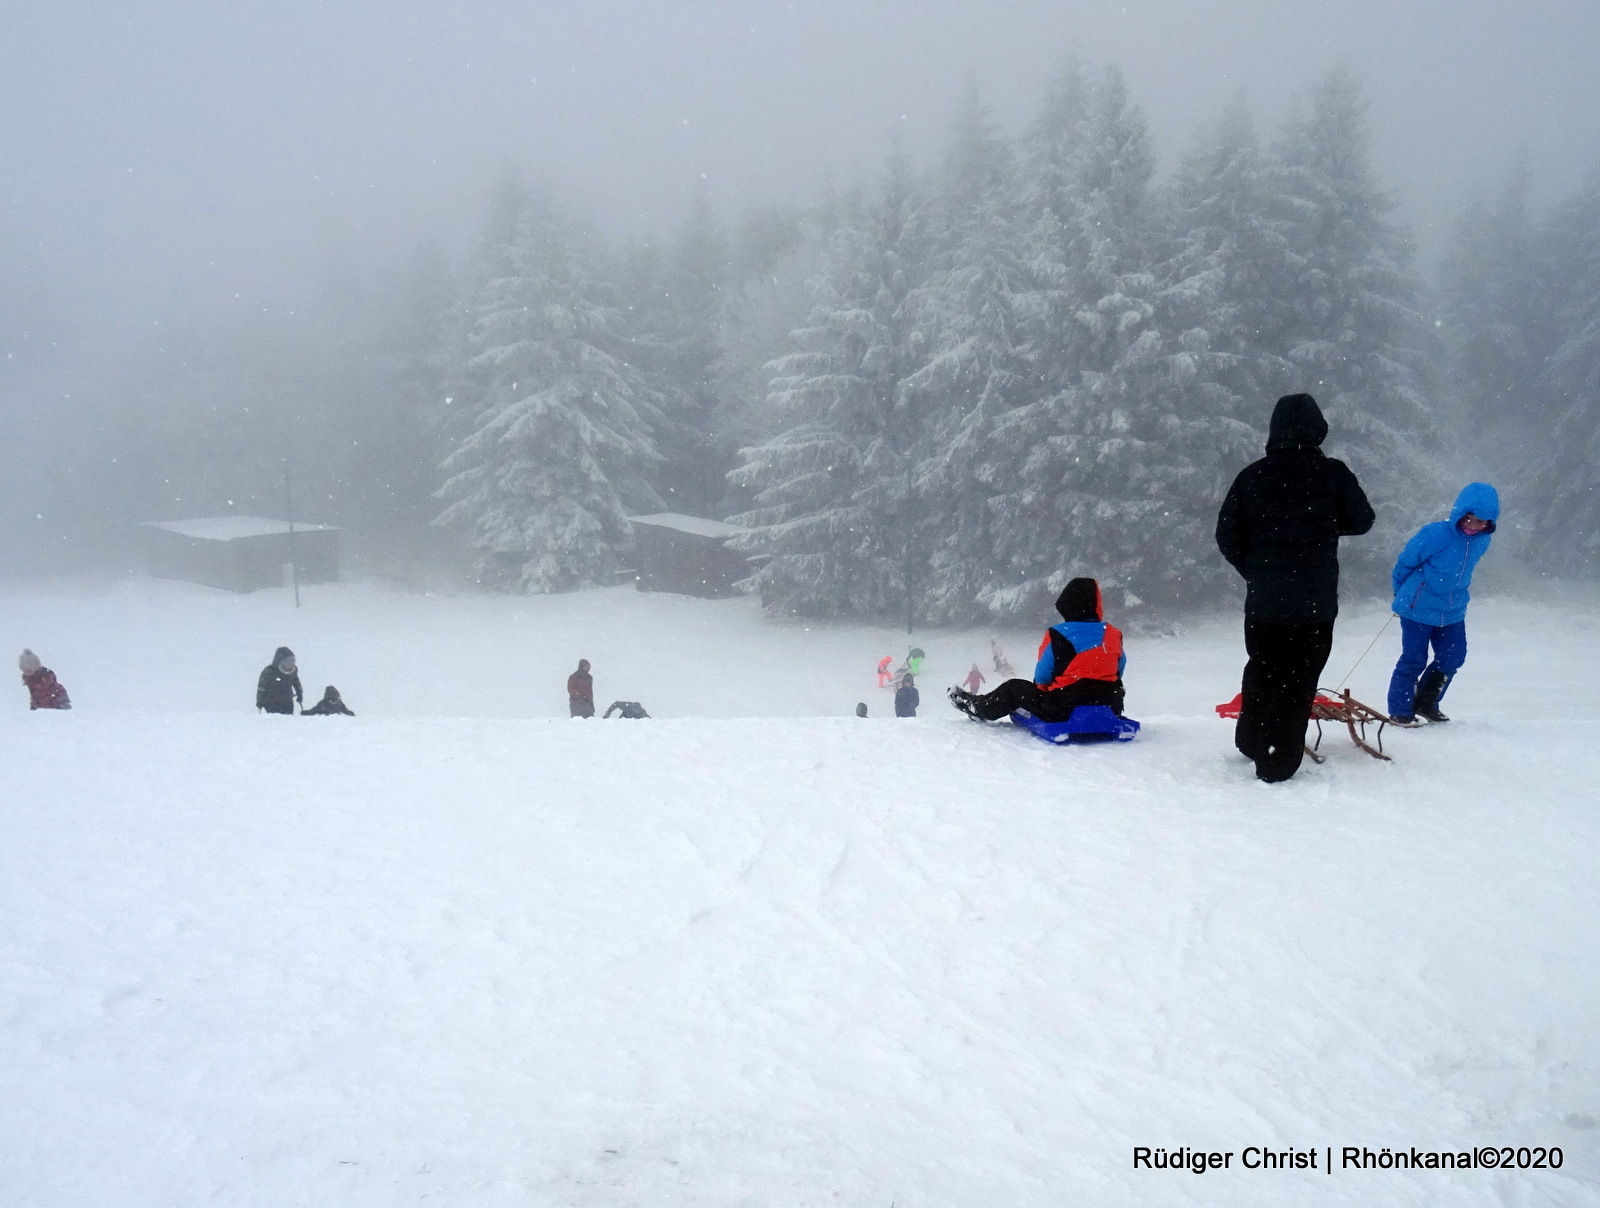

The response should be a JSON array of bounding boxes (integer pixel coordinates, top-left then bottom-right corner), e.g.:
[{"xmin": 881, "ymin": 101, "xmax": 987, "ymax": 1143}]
[
  {"xmin": 1267, "ymin": 66, "xmax": 1441, "ymax": 568},
  {"xmin": 435, "ymin": 190, "xmax": 664, "ymax": 592},
  {"xmin": 728, "ymin": 146, "xmax": 936, "ymax": 625},
  {"xmin": 984, "ymin": 64, "xmax": 1184, "ymax": 616},
  {"xmin": 1155, "ymin": 91, "xmax": 1295, "ymax": 603},
  {"xmin": 1438, "ymin": 155, "xmax": 1562, "ymax": 487},
  {"xmin": 1528, "ymin": 166, "xmax": 1600, "ymax": 573},
  {"xmin": 906, "ymin": 82, "xmax": 1034, "ymax": 622},
  {"xmin": 654, "ymin": 185, "xmax": 732, "ymax": 515}
]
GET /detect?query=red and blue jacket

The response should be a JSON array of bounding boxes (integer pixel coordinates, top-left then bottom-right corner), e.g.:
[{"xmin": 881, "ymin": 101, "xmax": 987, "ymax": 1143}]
[{"xmin": 1032, "ymin": 578, "xmax": 1126, "ymax": 690}]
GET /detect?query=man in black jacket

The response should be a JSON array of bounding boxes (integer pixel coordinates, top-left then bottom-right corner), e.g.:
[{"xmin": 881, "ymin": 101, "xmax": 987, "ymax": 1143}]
[{"xmin": 1216, "ymin": 394, "xmax": 1374, "ymax": 782}]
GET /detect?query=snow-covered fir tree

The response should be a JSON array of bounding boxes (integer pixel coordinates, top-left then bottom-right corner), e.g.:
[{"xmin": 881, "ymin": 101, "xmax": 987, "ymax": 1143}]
[
  {"xmin": 905, "ymin": 83, "xmax": 1033, "ymax": 621},
  {"xmin": 1154, "ymin": 92, "xmax": 1295, "ymax": 600},
  {"xmin": 1528, "ymin": 166, "xmax": 1600, "ymax": 572},
  {"xmin": 1438, "ymin": 154, "xmax": 1562, "ymax": 494},
  {"xmin": 435, "ymin": 190, "xmax": 665, "ymax": 592},
  {"xmin": 654, "ymin": 186, "xmax": 732, "ymax": 516},
  {"xmin": 1266, "ymin": 66, "xmax": 1441, "ymax": 566},
  {"xmin": 983, "ymin": 64, "xmax": 1188, "ymax": 616},
  {"xmin": 728, "ymin": 147, "xmax": 936, "ymax": 625}
]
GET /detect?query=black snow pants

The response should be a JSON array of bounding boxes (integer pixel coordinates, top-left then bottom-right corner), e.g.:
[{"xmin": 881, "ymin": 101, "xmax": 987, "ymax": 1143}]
[
  {"xmin": 969, "ymin": 677, "xmax": 1124, "ymax": 723},
  {"xmin": 1237, "ymin": 618, "xmax": 1334, "ymax": 782}
]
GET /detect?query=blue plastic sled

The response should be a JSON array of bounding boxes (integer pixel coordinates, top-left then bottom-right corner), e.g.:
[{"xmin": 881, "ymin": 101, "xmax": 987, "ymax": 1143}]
[{"xmin": 1010, "ymin": 705, "xmax": 1140, "ymax": 745}]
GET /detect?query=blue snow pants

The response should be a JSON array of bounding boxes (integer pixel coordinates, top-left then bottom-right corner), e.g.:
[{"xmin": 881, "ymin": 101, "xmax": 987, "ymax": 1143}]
[{"xmin": 1387, "ymin": 618, "xmax": 1467, "ymax": 718}]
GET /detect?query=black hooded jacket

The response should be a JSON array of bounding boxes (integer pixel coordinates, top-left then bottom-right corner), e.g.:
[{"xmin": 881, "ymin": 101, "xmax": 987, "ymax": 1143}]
[
  {"xmin": 257, "ymin": 646, "xmax": 304, "ymax": 713},
  {"xmin": 1215, "ymin": 395, "xmax": 1375, "ymax": 623}
]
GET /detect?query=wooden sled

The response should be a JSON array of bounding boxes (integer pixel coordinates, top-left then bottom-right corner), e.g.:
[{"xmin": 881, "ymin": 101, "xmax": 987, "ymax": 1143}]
[{"xmin": 1215, "ymin": 689, "xmax": 1406, "ymax": 763}]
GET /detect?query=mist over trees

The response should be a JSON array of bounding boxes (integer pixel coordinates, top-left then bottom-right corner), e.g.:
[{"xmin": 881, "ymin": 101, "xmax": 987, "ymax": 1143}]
[{"xmin": 11, "ymin": 61, "xmax": 1600, "ymax": 616}]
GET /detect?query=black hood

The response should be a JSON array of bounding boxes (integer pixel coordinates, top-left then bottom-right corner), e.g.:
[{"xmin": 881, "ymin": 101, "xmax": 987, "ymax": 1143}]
[
  {"xmin": 1266, "ymin": 393, "xmax": 1328, "ymax": 451},
  {"xmin": 1055, "ymin": 577, "xmax": 1103, "ymax": 622},
  {"xmin": 272, "ymin": 646, "xmax": 294, "ymax": 665}
]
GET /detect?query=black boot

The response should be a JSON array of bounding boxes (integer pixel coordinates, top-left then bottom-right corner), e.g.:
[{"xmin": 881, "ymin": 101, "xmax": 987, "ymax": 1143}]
[
  {"xmin": 948, "ymin": 686, "xmax": 982, "ymax": 721},
  {"xmin": 1414, "ymin": 669, "xmax": 1451, "ymax": 723}
]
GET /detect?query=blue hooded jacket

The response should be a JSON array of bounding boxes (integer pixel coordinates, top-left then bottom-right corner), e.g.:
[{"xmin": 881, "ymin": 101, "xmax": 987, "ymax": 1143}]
[{"xmin": 1390, "ymin": 482, "xmax": 1500, "ymax": 626}]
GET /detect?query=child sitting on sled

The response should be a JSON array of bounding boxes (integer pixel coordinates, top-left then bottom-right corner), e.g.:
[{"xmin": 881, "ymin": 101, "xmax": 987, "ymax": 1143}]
[{"xmin": 949, "ymin": 578, "xmax": 1124, "ymax": 723}]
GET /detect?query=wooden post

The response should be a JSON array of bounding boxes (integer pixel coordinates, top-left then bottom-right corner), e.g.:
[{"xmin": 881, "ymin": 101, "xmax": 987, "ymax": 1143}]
[{"xmin": 283, "ymin": 461, "xmax": 301, "ymax": 609}]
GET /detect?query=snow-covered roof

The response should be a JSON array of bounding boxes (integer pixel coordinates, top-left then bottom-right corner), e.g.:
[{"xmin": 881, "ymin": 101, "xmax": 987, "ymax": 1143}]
[
  {"xmin": 142, "ymin": 516, "xmax": 338, "ymax": 541},
  {"xmin": 628, "ymin": 513, "xmax": 743, "ymax": 539}
]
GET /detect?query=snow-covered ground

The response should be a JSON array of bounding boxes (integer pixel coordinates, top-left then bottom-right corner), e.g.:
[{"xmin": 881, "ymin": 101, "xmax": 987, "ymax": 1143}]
[{"xmin": 4, "ymin": 578, "xmax": 1598, "ymax": 1206}]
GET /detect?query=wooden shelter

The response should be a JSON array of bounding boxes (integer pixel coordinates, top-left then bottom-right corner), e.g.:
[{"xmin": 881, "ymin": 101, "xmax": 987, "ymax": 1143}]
[
  {"xmin": 627, "ymin": 513, "xmax": 749, "ymax": 598},
  {"xmin": 140, "ymin": 516, "xmax": 340, "ymax": 593}
]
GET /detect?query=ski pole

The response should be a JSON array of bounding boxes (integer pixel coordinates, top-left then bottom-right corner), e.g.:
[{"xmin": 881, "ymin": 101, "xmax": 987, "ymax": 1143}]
[{"xmin": 1335, "ymin": 614, "xmax": 1394, "ymax": 689}]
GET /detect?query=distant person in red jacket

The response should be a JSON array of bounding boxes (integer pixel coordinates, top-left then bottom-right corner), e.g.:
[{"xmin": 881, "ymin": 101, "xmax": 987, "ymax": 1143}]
[
  {"xmin": 567, "ymin": 659, "xmax": 595, "ymax": 718},
  {"xmin": 19, "ymin": 649, "xmax": 71, "ymax": 710}
]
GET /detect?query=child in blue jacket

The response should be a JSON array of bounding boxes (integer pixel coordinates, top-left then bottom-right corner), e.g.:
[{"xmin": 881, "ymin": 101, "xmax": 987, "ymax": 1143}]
[{"xmin": 1387, "ymin": 482, "xmax": 1499, "ymax": 723}]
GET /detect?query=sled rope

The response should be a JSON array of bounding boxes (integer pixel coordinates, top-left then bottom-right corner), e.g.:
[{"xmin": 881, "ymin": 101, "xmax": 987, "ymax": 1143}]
[{"xmin": 1335, "ymin": 614, "xmax": 1394, "ymax": 689}]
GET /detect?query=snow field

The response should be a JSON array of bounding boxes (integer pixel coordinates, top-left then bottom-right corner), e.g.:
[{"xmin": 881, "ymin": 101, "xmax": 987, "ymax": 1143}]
[{"xmin": 3, "ymin": 578, "xmax": 1599, "ymax": 1206}]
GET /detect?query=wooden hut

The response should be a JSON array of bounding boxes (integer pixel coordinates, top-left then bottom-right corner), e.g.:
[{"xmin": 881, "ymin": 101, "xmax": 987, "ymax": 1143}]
[
  {"xmin": 627, "ymin": 513, "xmax": 749, "ymax": 598},
  {"xmin": 140, "ymin": 517, "xmax": 340, "ymax": 593}
]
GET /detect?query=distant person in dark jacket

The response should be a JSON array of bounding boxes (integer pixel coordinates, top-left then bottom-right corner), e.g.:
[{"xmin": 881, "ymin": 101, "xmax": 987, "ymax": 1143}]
[
  {"xmin": 603, "ymin": 700, "xmax": 650, "ymax": 719},
  {"xmin": 302, "ymin": 685, "xmax": 355, "ymax": 716},
  {"xmin": 567, "ymin": 659, "xmax": 594, "ymax": 718},
  {"xmin": 949, "ymin": 578, "xmax": 1125, "ymax": 723},
  {"xmin": 19, "ymin": 649, "xmax": 71, "ymax": 710},
  {"xmin": 256, "ymin": 646, "xmax": 303, "ymax": 715},
  {"xmin": 1216, "ymin": 394, "xmax": 1375, "ymax": 782},
  {"xmin": 894, "ymin": 675, "xmax": 920, "ymax": 717}
]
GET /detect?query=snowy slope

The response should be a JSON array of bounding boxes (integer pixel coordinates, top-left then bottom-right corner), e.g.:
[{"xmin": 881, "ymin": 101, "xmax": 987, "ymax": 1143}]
[{"xmin": 3, "ymin": 579, "xmax": 1599, "ymax": 1206}]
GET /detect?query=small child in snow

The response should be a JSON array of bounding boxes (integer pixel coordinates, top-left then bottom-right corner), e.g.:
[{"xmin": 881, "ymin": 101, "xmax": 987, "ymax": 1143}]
[
  {"xmin": 19, "ymin": 649, "xmax": 71, "ymax": 710},
  {"xmin": 876, "ymin": 656, "xmax": 894, "ymax": 689},
  {"xmin": 894, "ymin": 675, "xmax": 920, "ymax": 718},
  {"xmin": 1386, "ymin": 482, "xmax": 1499, "ymax": 724},
  {"xmin": 855, "ymin": 702, "xmax": 869, "ymax": 718},
  {"xmin": 302, "ymin": 685, "xmax": 355, "ymax": 716},
  {"xmin": 899, "ymin": 647, "xmax": 925, "ymax": 680},
  {"xmin": 989, "ymin": 637, "xmax": 1013, "ymax": 676},
  {"xmin": 962, "ymin": 664, "xmax": 986, "ymax": 694},
  {"xmin": 603, "ymin": 700, "xmax": 650, "ymax": 719}
]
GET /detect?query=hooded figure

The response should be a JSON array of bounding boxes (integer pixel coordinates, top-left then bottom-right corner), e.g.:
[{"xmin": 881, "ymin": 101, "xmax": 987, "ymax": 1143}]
[
  {"xmin": 256, "ymin": 646, "xmax": 303, "ymax": 715},
  {"xmin": 894, "ymin": 674, "xmax": 920, "ymax": 717},
  {"xmin": 1216, "ymin": 394, "xmax": 1375, "ymax": 625},
  {"xmin": 19, "ymin": 649, "xmax": 71, "ymax": 710},
  {"xmin": 1215, "ymin": 394, "xmax": 1375, "ymax": 782},
  {"xmin": 302, "ymin": 685, "xmax": 355, "ymax": 716},
  {"xmin": 1386, "ymin": 483, "xmax": 1500, "ymax": 723},
  {"xmin": 948, "ymin": 577, "xmax": 1125, "ymax": 723},
  {"xmin": 567, "ymin": 659, "xmax": 595, "ymax": 718}
]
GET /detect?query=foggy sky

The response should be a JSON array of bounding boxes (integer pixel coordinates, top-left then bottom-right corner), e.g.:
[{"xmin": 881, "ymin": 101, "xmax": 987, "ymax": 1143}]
[{"xmin": 4, "ymin": 0, "xmax": 1599, "ymax": 342}]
